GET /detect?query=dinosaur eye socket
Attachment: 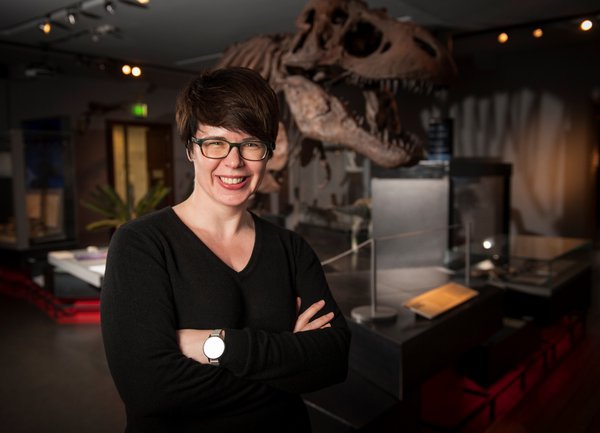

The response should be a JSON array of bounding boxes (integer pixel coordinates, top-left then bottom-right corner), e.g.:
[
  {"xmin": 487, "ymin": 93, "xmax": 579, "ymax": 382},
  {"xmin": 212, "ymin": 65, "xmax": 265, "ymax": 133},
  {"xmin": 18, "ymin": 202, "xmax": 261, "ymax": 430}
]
[
  {"xmin": 331, "ymin": 8, "xmax": 348, "ymax": 25},
  {"xmin": 343, "ymin": 20, "xmax": 383, "ymax": 57}
]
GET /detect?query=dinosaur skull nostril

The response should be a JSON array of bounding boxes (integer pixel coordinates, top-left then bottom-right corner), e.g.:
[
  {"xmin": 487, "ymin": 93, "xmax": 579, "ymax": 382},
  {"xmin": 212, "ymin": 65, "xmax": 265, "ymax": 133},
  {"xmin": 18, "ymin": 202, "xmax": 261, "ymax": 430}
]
[
  {"xmin": 413, "ymin": 36, "xmax": 437, "ymax": 58},
  {"xmin": 343, "ymin": 21, "xmax": 383, "ymax": 57},
  {"xmin": 304, "ymin": 8, "xmax": 316, "ymax": 25}
]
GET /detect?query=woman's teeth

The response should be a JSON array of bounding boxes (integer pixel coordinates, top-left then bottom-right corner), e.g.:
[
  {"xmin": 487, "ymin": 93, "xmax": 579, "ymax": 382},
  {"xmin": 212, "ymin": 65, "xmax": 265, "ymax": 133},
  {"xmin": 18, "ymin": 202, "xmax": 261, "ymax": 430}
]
[{"xmin": 219, "ymin": 176, "xmax": 246, "ymax": 185}]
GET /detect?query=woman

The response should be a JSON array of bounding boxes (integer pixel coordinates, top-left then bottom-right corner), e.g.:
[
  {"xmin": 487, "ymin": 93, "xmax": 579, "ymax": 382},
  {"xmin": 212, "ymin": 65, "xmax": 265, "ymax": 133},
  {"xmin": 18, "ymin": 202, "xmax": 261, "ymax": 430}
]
[{"xmin": 100, "ymin": 67, "xmax": 350, "ymax": 433}]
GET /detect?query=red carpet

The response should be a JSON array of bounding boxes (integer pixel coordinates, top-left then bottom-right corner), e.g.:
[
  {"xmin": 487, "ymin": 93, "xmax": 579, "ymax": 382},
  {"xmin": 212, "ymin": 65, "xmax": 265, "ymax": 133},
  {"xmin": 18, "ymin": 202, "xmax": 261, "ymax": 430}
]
[{"xmin": 0, "ymin": 267, "xmax": 100, "ymax": 324}]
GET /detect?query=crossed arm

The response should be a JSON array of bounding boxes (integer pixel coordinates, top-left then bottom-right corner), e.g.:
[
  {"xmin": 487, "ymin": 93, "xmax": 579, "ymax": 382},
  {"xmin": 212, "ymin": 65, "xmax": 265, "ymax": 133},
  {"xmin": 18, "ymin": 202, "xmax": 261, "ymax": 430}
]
[{"xmin": 177, "ymin": 298, "xmax": 335, "ymax": 364}]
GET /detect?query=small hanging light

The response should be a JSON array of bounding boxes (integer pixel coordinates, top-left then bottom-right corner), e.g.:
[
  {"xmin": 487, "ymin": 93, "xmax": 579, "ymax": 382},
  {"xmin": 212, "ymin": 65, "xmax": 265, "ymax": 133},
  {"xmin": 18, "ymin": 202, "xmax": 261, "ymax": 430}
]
[
  {"xmin": 121, "ymin": 64, "xmax": 132, "ymax": 75},
  {"xmin": 131, "ymin": 66, "xmax": 142, "ymax": 77},
  {"xmin": 532, "ymin": 28, "xmax": 543, "ymax": 38},
  {"xmin": 497, "ymin": 32, "xmax": 509, "ymax": 43}
]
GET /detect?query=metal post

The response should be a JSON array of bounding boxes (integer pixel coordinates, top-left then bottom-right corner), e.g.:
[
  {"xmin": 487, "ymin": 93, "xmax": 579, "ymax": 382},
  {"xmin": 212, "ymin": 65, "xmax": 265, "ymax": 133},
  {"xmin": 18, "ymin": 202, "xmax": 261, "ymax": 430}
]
[
  {"xmin": 370, "ymin": 238, "xmax": 377, "ymax": 316},
  {"xmin": 351, "ymin": 238, "xmax": 397, "ymax": 323},
  {"xmin": 465, "ymin": 221, "xmax": 471, "ymax": 287}
]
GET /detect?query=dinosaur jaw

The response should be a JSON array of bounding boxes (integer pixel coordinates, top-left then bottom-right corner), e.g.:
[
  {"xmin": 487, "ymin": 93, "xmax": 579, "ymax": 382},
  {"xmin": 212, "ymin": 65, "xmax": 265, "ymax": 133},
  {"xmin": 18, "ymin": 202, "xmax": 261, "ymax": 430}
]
[{"xmin": 283, "ymin": 74, "xmax": 423, "ymax": 168}]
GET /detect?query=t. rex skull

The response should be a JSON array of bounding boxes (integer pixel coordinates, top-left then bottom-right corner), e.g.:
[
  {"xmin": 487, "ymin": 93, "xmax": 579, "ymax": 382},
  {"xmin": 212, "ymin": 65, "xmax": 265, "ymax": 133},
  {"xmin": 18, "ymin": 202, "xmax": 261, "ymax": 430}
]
[{"xmin": 281, "ymin": 0, "xmax": 457, "ymax": 167}]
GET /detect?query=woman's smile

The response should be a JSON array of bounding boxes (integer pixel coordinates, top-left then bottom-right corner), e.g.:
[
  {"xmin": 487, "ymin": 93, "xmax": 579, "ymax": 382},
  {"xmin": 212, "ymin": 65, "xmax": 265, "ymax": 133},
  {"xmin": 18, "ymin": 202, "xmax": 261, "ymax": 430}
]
[{"xmin": 217, "ymin": 175, "xmax": 250, "ymax": 188}]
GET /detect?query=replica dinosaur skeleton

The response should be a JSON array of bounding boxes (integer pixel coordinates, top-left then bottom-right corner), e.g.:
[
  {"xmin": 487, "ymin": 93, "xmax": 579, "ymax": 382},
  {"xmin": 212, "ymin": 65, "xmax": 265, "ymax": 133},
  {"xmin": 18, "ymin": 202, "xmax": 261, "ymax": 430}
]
[{"xmin": 217, "ymin": 0, "xmax": 456, "ymax": 178}]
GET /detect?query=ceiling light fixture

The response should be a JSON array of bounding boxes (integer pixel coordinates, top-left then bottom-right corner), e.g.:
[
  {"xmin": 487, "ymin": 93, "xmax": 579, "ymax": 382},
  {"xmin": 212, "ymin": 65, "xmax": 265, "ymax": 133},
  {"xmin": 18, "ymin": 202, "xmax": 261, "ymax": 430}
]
[
  {"xmin": 118, "ymin": 0, "xmax": 150, "ymax": 8},
  {"xmin": 105, "ymin": 1, "xmax": 116, "ymax": 14},
  {"xmin": 122, "ymin": 64, "xmax": 132, "ymax": 75},
  {"xmin": 497, "ymin": 32, "xmax": 509, "ymax": 43},
  {"xmin": 131, "ymin": 66, "xmax": 142, "ymax": 77},
  {"xmin": 453, "ymin": 9, "xmax": 600, "ymax": 43},
  {"xmin": 580, "ymin": 19, "xmax": 593, "ymax": 31},
  {"xmin": 38, "ymin": 19, "xmax": 52, "ymax": 34},
  {"xmin": 66, "ymin": 10, "xmax": 77, "ymax": 25},
  {"xmin": 1, "ymin": 0, "xmax": 149, "ymax": 37}
]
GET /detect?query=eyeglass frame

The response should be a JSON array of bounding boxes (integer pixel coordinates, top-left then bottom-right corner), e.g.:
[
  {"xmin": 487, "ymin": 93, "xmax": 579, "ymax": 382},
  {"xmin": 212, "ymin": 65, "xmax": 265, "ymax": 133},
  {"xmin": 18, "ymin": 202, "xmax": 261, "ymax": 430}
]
[{"xmin": 189, "ymin": 136, "xmax": 274, "ymax": 161}]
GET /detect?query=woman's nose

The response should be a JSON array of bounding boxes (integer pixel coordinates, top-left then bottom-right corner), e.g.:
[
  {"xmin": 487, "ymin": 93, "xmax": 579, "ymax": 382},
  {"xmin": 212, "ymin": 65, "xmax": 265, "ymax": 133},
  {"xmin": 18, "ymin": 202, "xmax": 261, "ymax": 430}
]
[{"xmin": 223, "ymin": 146, "xmax": 244, "ymax": 167}]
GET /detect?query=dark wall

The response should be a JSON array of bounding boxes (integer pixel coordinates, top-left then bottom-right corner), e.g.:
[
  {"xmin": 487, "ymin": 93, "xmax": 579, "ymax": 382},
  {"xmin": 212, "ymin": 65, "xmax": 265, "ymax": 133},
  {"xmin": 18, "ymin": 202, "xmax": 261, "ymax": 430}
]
[
  {"xmin": 399, "ymin": 34, "xmax": 600, "ymax": 238},
  {"xmin": 0, "ymin": 68, "xmax": 193, "ymax": 247}
]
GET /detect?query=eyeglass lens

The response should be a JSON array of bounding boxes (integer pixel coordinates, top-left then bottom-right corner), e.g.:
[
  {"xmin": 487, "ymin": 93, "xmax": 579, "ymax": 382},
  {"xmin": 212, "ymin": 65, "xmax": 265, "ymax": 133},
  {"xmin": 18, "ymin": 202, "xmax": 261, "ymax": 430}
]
[{"xmin": 200, "ymin": 139, "xmax": 268, "ymax": 161}]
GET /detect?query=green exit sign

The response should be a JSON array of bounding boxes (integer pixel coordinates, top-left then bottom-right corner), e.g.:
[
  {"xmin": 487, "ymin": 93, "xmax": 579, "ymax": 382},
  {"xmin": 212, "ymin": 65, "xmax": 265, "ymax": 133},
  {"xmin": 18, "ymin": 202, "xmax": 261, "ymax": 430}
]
[{"xmin": 131, "ymin": 103, "xmax": 148, "ymax": 117}]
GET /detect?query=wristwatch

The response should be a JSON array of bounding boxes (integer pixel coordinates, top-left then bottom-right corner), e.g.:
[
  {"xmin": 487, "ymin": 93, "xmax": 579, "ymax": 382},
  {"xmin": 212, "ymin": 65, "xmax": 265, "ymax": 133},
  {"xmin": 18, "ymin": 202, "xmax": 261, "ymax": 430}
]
[{"xmin": 202, "ymin": 329, "xmax": 225, "ymax": 365}]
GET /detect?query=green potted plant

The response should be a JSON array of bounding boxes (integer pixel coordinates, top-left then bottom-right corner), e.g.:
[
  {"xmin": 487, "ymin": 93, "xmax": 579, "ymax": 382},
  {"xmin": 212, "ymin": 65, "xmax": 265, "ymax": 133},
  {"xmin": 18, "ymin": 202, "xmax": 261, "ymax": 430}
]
[{"xmin": 81, "ymin": 181, "xmax": 170, "ymax": 231}]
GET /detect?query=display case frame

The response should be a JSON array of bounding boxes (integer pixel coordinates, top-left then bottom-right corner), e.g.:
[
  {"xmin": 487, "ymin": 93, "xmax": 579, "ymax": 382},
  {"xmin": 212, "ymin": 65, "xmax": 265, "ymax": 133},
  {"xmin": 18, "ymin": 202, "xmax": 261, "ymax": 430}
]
[
  {"xmin": 0, "ymin": 127, "xmax": 76, "ymax": 251},
  {"xmin": 497, "ymin": 235, "xmax": 593, "ymax": 295}
]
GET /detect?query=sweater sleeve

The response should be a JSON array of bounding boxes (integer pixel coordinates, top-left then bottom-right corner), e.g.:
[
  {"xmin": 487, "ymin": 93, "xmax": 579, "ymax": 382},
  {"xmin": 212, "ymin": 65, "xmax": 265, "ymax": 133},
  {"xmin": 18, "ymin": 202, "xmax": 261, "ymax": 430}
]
[
  {"xmin": 100, "ymin": 225, "xmax": 266, "ymax": 418},
  {"xmin": 219, "ymin": 234, "xmax": 351, "ymax": 393}
]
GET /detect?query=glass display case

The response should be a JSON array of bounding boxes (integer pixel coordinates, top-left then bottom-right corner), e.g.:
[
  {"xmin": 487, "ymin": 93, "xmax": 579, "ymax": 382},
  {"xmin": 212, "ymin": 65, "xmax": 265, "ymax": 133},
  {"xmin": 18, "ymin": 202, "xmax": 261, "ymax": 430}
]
[
  {"xmin": 494, "ymin": 235, "xmax": 593, "ymax": 294},
  {"xmin": 0, "ymin": 126, "xmax": 76, "ymax": 250},
  {"xmin": 371, "ymin": 158, "xmax": 512, "ymax": 271}
]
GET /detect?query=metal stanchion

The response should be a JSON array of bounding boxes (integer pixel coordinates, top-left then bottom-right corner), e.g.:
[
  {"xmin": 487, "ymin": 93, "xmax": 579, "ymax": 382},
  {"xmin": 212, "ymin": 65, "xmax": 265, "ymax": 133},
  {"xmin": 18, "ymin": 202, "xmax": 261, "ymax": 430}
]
[{"xmin": 350, "ymin": 238, "xmax": 397, "ymax": 323}]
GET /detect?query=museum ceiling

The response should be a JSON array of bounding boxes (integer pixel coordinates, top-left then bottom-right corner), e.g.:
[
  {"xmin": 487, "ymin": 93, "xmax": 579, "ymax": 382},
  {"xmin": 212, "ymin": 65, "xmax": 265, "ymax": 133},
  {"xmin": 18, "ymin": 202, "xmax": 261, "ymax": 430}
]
[{"xmin": 0, "ymin": 0, "xmax": 598, "ymax": 81}]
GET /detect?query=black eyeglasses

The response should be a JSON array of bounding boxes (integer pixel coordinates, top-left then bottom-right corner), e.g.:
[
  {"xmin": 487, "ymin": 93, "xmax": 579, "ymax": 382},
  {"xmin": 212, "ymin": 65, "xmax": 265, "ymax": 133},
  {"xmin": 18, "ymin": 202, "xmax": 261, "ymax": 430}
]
[{"xmin": 190, "ymin": 137, "xmax": 272, "ymax": 161}]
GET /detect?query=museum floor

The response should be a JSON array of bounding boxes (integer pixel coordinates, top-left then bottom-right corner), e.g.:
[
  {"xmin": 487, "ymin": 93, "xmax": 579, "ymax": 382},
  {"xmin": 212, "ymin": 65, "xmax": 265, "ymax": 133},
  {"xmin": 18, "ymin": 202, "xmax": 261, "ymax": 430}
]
[{"xmin": 1, "ymin": 236, "xmax": 599, "ymax": 433}]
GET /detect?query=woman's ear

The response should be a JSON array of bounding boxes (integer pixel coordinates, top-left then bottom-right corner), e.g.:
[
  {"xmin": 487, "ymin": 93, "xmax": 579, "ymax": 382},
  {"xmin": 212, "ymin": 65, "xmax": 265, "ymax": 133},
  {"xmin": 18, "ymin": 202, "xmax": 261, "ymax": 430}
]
[{"xmin": 186, "ymin": 147, "xmax": 194, "ymax": 162}]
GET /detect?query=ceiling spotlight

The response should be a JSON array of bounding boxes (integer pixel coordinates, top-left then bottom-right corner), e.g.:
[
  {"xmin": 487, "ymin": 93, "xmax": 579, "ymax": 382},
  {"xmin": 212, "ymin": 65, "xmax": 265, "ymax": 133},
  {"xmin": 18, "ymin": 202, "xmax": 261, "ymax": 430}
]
[
  {"xmin": 122, "ymin": 64, "xmax": 132, "ymax": 75},
  {"xmin": 580, "ymin": 19, "xmax": 593, "ymax": 31},
  {"xmin": 66, "ymin": 11, "xmax": 77, "ymax": 25},
  {"xmin": 38, "ymin": 20, "xmax": 52, "ymax": 34},
  {"xmin": 105, "ymin": 1, "xmax": 116, "ymax": 14},
  {"xmin": 532, "ymin": 28, "xmax": 543, "ymax": 38},
  {"xmin": 119, "ymin": 0, "xmax": 150, "ymax": 8},
  {"xmin": 497, "ymin": 32, "xmax": 509, "ymax": 43},
  {"xmin": 131, "ymin": 66, "xmax": 142, "ymax": 77}
]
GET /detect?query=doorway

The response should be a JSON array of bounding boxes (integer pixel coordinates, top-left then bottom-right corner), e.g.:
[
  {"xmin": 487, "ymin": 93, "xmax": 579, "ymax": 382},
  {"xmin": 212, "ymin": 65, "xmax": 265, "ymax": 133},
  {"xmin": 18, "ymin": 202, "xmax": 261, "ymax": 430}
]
[{"xmin": 107, "ymin": 121, "xmax": 175, "ymax": 209}]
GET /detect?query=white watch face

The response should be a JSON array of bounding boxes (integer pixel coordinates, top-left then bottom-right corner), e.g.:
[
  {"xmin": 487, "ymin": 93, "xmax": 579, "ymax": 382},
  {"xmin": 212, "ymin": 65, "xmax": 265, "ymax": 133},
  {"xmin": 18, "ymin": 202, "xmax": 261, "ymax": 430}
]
[{"xmin": 203, "ymin": 336, "xmax": 225, "ymax": 359}]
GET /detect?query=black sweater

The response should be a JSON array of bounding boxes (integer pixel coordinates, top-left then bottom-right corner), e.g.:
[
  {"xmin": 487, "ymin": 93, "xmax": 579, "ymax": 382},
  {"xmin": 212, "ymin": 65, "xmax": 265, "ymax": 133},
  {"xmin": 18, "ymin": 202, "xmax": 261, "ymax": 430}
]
[{"xmin": 100, "ymin": 207, "xmax": 350, "ymax": 433}]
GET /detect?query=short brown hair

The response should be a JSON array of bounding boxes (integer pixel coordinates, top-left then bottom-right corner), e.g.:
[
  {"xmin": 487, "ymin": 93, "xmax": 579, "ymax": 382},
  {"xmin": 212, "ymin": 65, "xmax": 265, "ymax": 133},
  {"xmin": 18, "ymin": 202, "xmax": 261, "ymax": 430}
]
[{"xmin": 176, "ymin": 67, "xmax": 279, "ymax": 154}]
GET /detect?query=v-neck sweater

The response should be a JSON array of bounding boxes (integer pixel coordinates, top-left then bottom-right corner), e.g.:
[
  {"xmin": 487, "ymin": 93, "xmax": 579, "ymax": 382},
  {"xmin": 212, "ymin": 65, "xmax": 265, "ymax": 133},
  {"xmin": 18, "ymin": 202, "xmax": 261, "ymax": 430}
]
[{"xmin": 100, "ymin": 207, "xmax": 350, "ymax": 433}]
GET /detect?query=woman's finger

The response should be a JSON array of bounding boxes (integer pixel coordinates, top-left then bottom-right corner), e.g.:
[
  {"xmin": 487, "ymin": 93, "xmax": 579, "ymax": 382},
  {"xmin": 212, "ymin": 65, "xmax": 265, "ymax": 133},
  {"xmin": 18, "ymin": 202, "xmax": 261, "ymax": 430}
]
[
  {"xmin": 302, "ymin": 311, "xmax": 334, "ymax": 331},
  {"xmin": 294, "ymin": 299, "xmax": 325, "ymax": 332}
]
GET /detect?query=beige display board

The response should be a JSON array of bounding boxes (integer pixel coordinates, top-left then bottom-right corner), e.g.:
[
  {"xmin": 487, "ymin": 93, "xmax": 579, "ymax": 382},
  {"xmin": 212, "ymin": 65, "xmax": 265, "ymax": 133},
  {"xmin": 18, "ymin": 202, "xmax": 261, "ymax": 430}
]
[{"xmin": 403, "ymin": 282, "xmax": 478, "ymax": 319}]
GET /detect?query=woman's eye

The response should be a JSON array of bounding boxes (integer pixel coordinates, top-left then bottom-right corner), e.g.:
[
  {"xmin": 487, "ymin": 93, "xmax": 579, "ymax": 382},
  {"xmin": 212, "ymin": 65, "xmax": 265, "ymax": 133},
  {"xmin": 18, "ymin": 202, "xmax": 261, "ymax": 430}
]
[{"xmin": 206, "ymin": 141, "xmax": 227, "ymax": 147}]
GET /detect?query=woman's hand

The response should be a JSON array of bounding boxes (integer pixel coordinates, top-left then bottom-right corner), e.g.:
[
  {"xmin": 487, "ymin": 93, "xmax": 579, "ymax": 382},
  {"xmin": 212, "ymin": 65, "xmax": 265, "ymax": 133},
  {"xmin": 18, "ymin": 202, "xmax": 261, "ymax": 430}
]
[
  {"xmin": 294, "ymin": 298, "xmax": 334, "ymax": 333},
  {"xmin": 177, "ymin": 329, "xmax": 212, "ymax": 364}
]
